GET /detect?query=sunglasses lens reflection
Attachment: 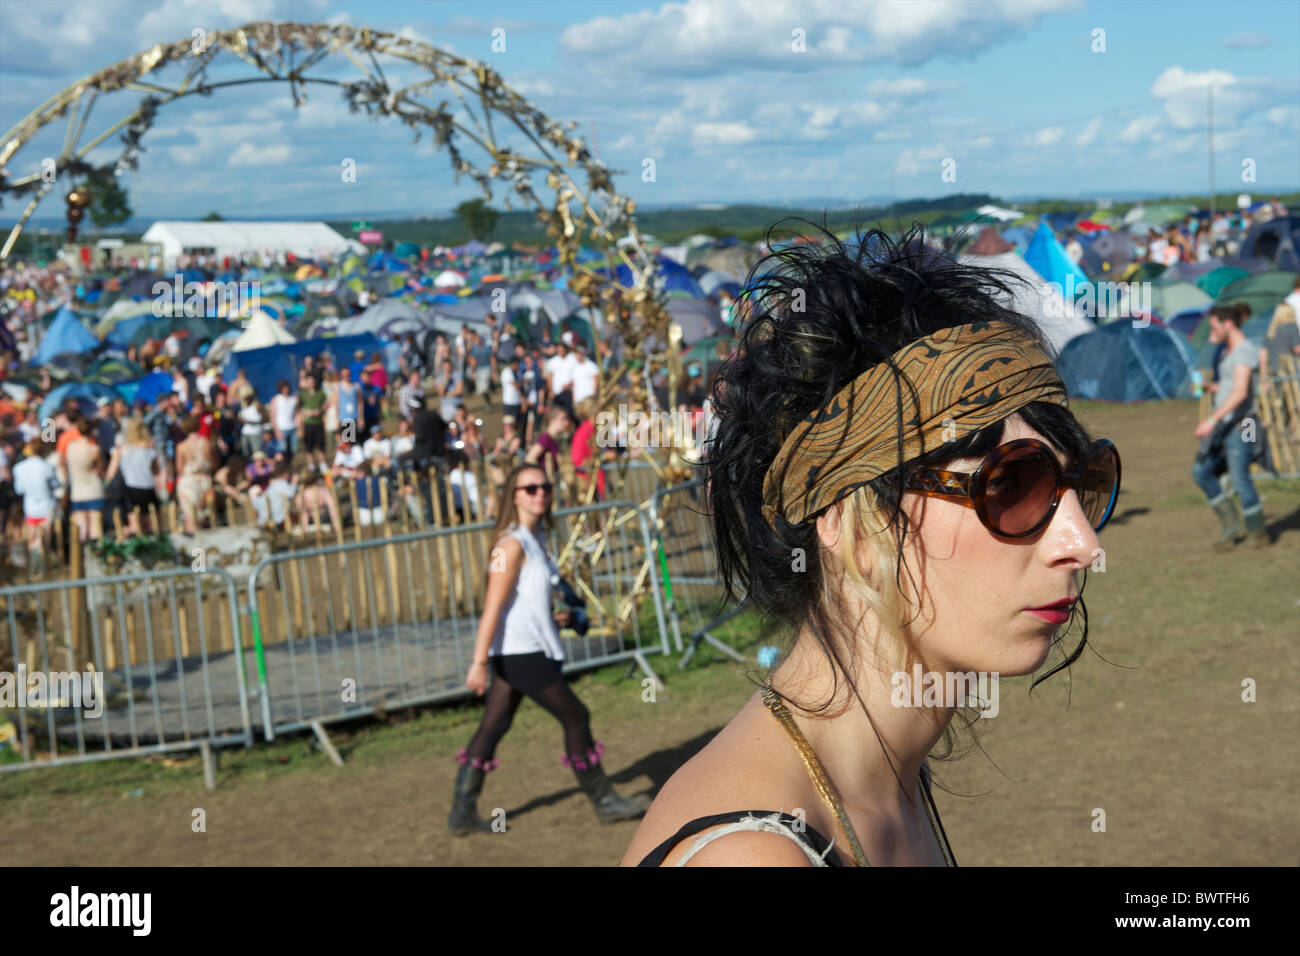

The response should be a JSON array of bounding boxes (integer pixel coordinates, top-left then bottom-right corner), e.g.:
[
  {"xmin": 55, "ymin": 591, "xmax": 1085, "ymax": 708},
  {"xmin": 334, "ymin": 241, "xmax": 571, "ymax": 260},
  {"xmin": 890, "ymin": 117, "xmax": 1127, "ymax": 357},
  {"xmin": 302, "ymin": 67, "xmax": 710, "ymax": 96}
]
[{"xmin": 983, "ymin": 447, "xmax": 1058, "ymax": 536}]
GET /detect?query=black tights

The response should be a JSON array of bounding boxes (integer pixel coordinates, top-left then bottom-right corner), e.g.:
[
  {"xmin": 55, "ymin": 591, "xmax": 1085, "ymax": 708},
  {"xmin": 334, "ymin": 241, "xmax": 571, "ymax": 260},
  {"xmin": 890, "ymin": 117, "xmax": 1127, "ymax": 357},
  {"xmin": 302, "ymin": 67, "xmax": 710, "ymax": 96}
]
[{"xmin": 464, "ymin": 674, "xmax": 595, "ymax": 762}]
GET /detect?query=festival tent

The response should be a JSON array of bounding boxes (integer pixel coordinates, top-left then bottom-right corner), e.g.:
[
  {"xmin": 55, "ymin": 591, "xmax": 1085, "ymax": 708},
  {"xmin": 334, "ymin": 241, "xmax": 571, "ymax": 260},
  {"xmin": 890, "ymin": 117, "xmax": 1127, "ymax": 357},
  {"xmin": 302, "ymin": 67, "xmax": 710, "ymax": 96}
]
[
  {"xmin": 105, "ymin": 313, "xmax": 153, "ymax": 348},
  {"xmin": 197, "ymin": 330, "xmax": 244, "ymax": 369},
  {"xmin": 222, "ymin": 333, "xmax": 392, "ymax": 402},
  {"xmin": 94, "ymin": 297, "xmax": 156, "ymax": 338},
  {"xmin": 1045, "ymin": 211, "xmax": 1081, "ymax": 233},
  {"xmin": 327, "ymin": 299, "xmax": 431, "ymax": 339},
  {"xmin": 1125, "ymin": 261, "xmax": 1167, "ymax": 283},
  {"xmin": 128, "ymin": 314, "xmax": 227, "ymax": 349},
  {"xmin": 1055, "ymin": 319, "xmax": 1198, "ymax": 401},
  {"xmin": 960, "ymin": 229, "xmax": 1093, "ymax": 355},
  {"xmin": 1196, "ymin": 265, "xmax": 1250, "ymax": 298},
  {"xmin": 118, "ymin": 271, "xmax": 167, "ymax": 298},
  {"xmin": 1166, "ymin": 308, "xmax": 1209, "ymax": 340},
  {"xmin": 141, "ymin": 221, "xmax": 360, "ymax": 268},
  {"xmin": 663, "ymin": 297, "xmax": 726, "ymax": 342},
  {"xmin": 999, "ymin": 225, "xmax": 1035, "ymax": 254},
  {"xmin": 1024, "ymin": 222, "xmax": 1091, "ymax": 294},
  {"xmin": 34, "ymin": 306, "xmax": 100, "ymax": 364},
  {"xmin": 1149, "ymin": 282, "xmax": 1212, "ymax": 320},
  {"xmin": 697, "ymin": 269, "xmax": 742, "ymax": 296},
  {"xmin": 1161, "ymin": 259, "xmax": 1218, "ymax": 282},
  {"xmin": 120, "ymin": 370, "xmax": 175, "ymax": 407},
  {"xmin": 598, "ymin": 255, "xmax": 705, "ymax": 297},
  {"xmin": 1216, "ymin": 270, "xmax": 1300, "ymax": 319},
  {"xmin": 86, "ymin": 356, "xmax": 143, "ymax": 384},
  {"xmin": 1238, "ymin": 216, "xmax": 1300, "ymax": 267},
  {"xmin": 38, "ymin": 381, "xmax": 120, "ymax": 419},
  {"xmin": 232, "ymin": 312, "xmax": 296, "ymax": 352},
  {"xmin": 1077, "ymin": 230, "xmax": 1137, "ymax": 277},
  {"xmin": 367, "ymin": 250, "xmax": 408, "ymax": 273},
  {"xmin": 508, "ymin": 288, "xmax": 582, "ymax": 326}
]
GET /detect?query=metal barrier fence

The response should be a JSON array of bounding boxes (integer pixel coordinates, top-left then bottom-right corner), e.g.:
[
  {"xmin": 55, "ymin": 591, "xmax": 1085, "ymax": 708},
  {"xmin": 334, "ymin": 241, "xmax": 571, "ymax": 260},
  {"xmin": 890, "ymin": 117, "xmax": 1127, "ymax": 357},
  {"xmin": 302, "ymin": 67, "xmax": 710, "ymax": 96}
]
[
  {"xmin": 0, "ymin": 482, "xmax": 728, "ymax": 776},
  {"xmin": 244, "ymin": 498, "xmax": 667, "ymax": 741},
  {"xmin": 642, "ymin": 480, "xmax": 748, "ymax": 669},
  {"xmin": 0, "ymin": 567, "xmax": 253, "ymax": 775}
]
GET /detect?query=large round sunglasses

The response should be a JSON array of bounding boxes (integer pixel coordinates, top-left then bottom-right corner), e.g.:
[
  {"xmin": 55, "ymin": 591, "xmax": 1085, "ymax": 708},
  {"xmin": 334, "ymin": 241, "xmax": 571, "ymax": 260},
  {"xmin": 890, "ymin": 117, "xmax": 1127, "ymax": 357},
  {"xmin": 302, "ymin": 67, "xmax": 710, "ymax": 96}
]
[{"xmin": 902, "ymin": 438, "xmax": 1121, "ymax": 539}]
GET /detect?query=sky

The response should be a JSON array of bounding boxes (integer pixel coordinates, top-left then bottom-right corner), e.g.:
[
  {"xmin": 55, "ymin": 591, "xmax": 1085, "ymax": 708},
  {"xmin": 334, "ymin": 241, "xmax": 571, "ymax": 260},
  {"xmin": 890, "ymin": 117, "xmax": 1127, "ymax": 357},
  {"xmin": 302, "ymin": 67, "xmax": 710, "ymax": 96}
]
[{"xmin": 1, "ymin": 0, "xmax": 1297, "ymax": 222}]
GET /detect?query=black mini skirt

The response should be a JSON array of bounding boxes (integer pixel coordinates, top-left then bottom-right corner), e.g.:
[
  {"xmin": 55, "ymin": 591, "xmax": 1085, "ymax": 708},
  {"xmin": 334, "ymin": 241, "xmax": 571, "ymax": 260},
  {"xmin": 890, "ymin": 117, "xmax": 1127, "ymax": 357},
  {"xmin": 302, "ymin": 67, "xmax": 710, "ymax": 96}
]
[{"xmin": 491, "ymin": 651, "xmax": 564, "ymax": 694}]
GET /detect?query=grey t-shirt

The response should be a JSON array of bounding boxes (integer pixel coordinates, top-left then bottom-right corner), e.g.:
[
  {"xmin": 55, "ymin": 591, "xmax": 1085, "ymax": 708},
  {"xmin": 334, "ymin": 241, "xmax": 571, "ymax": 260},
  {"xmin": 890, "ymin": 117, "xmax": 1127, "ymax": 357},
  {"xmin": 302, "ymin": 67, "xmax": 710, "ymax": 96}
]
[{"xmin": 1214, "ymin": 338, "xmax": 1259, "ymax": 413}]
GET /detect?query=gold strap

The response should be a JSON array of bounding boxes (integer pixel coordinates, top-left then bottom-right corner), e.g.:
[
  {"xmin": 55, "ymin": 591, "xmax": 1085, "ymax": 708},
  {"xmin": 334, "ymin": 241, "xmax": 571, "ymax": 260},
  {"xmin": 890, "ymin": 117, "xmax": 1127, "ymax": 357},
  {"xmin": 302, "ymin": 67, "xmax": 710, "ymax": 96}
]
[
  {"xmin": 761, "ymin": 679, "xmax": 956, "ymax": 867},
  {"xmin": 760, "ymin": 680, "xmax": 870, "ymax": 867}
]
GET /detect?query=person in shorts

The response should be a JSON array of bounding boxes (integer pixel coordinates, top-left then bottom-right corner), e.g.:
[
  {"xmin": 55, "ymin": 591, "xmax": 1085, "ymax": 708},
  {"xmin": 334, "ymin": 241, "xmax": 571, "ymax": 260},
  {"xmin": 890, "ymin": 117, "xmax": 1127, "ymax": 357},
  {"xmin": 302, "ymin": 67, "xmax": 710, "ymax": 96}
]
[{"xmin": 299, "ymin": 373, "xmax": 328, "ymax": 471}]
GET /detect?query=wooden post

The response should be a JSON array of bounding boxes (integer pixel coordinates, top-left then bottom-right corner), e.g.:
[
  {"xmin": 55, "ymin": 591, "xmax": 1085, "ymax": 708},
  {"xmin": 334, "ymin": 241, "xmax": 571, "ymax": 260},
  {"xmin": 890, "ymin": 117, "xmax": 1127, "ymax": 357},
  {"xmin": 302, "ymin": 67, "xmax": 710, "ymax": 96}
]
[
  {"xmin": 379, "ymin": 481, "xmax": 402, "ymax": 623},
  {"xmin": 410, "ymin": 482, "xmax": 435, "ymax": 620},
  {"xmin": 430, "ymin": 466, "xmax": 460, "ymax": 614},
  {"xmin": 346, "ymin": 479, "xmax": 367, "ymax": 628},
  {"xmin": 69, "ymin": 522, "xmax": 85, "ymax": 665}
]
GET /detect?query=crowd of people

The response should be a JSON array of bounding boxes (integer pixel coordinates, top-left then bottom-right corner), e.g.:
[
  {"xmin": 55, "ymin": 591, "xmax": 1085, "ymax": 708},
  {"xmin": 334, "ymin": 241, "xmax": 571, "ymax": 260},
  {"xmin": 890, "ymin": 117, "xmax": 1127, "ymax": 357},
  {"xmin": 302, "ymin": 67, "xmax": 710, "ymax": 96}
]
[
  {"xmin": 1061, "ymin": 201, "xmax": 1288, "ymax": 268},
  {"xmin": 0, "ymin": 263, "xmax": 728, "ymax": 574}
]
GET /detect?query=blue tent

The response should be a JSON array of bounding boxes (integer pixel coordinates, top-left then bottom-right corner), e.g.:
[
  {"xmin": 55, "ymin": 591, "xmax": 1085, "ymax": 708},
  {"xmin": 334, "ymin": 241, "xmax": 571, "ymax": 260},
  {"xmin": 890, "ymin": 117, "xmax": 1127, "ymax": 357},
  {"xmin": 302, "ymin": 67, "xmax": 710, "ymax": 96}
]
[
  {"xmin": 38, "ymin": 381, "xmax": 120, "ymax": 419},
  {"xmin": 1024, "ymin": 222, "xmax": 1091, "ymax": 297},
  {"xmin": 1044, "ymin": 211, "xmax": 1081, "ymax": 233},
  {"xmin": 1001, "ymin": 226, "xmax": 1035, "ymax": 254},
  {"xmin": 34, "ymin": 306, "xmax": 99, "ymax": 364},
  {"xmin": 105, "ymin": 312, "xmax": 152, "ymax": 348},
  {"xmin": 222, "ymin": 333, "xmax": 392, "ymax": 402},
  {"xmin": 118, "ymin": 370, "xmax": 174, "ymax": 407},
  {"xmin": 596, "ymin": 254, "xmax": 704, "ymax": 296},
  {"xmin": 1056, "ymin": 319, "xmax": 1198, "ymax": 401},
  {"xmin": 368, "ymin": 251, "xmax": 408, "ymax": 273}
]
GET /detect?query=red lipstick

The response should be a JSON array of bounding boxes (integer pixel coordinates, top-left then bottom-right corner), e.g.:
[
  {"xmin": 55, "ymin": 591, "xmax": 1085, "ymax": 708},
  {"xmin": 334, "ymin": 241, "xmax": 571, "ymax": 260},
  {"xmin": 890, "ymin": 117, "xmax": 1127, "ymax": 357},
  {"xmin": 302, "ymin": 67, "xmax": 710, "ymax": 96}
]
[{"xmin": 1024, "ymin": 599, "xmax": 1076, "ymax": 625}]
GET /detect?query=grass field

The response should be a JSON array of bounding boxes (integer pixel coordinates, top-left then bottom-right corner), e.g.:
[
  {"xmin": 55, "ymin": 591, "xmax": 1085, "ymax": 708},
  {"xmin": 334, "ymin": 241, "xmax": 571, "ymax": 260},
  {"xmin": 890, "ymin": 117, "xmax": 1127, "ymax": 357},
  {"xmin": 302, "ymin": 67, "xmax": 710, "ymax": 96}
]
[{"xmin": 1, "ymin": 398, "xmax": 1297, "ymax": 866}]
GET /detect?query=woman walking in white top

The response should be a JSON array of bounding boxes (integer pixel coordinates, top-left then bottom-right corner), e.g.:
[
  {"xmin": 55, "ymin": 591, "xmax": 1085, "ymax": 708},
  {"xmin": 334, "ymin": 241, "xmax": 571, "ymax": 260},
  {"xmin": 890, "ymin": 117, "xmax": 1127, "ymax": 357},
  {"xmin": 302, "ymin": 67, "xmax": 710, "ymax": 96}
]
[{"xmin": 448, "ymin": 463, "xmax": 649, "ymax": 835}]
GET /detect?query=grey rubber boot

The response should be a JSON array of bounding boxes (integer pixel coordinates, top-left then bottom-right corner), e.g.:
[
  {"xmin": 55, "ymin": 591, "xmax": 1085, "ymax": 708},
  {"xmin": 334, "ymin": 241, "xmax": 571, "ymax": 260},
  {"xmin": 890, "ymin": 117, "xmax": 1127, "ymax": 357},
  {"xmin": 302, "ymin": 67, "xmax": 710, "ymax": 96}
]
[
  {"xmin": 1242, "ymin": 507, "xmax": 1269, "ymax": 548},
  {"xmin": 447, "ymin": 763, "xmax": 494, "ymax": 836},
  {"xmin": 1210, "ymin": 495, "xmax": 1245, "ymax": 552}
]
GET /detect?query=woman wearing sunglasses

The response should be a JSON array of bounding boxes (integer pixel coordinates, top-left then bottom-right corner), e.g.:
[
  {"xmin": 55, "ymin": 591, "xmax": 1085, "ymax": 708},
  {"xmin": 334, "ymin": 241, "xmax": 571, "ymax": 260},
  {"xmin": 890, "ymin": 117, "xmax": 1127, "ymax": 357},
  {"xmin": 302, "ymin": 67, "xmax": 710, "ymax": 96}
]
[
  {"xmin": 448, "ymin": 463, "xmax": 649, "ymax": 835},
  {"xmin": 623, "ymin": 224, "xmax": 1121, "ymax": 867}
]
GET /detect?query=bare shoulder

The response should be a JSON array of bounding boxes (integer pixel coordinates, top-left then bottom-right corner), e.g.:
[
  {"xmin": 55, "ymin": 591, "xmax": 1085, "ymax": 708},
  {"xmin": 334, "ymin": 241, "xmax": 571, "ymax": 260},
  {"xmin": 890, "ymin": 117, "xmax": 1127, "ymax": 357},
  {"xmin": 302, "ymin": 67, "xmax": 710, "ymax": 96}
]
[{"xmin": 621, "ymin": 691, "xmax": 815, "ymax": 867}]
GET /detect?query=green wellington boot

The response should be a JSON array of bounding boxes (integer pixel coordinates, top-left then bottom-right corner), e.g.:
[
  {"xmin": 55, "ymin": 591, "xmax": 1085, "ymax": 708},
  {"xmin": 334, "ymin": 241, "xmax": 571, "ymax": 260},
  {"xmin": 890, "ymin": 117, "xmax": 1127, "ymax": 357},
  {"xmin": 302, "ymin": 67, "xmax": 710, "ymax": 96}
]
[
  {"xmin": 1242, "ymin": 507, "xmax": 1269, "ymax": 548},
  {"xmin": 565, "ymin": 741, "xmax": 650, "ymax": 824},
  {"xmin": 447, "ymin": 749, "xmax": 497, "ymax": 836},
  {"xmin": 1209, "ymin": 495, "xmax": 1245, "ymax": 552}
]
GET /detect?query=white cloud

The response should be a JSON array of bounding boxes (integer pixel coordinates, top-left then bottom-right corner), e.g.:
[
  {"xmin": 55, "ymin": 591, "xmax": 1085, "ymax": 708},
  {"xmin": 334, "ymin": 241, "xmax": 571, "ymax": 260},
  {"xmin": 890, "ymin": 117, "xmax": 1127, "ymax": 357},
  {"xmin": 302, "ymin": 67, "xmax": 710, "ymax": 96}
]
[
  {"xmin": 227, "ymin": 142, "xmax": 291, "ymax": 166},
  {"xmin": 1266, "ymin": 105, "xmax": 1300, "ymax": 129},
  {"xmin": 1119, "ymin": 115, "xmax": 1162, "ymax": 144},
  {"xmin": 1029, "ymin": 126, "xmax": 1065, "ymax": 147},
  {"xmin": 1075, "ymin": 116, "xmax": 1103, "ymax": 146},
  {"xmin": 560, "ymin": 0, "xmax": 1079, "ymax": 76},
  {"xmin": 1223, "ymin": 32, "xmax": 1268, "ymax": 50},
  {"xmin": 1148, "ymin": 67, "xmax": 1261, "ymax": 130},
  {"xmin": 865, "ymin": 77, "xmax": 958, "ymax": 99},
  {"xmin": 894, "ymin": 145, "xmax": 950, "ymax": 176},
  {"xmin": 692, "ymin": 122, "xmax": 758, "ymax": 147}
]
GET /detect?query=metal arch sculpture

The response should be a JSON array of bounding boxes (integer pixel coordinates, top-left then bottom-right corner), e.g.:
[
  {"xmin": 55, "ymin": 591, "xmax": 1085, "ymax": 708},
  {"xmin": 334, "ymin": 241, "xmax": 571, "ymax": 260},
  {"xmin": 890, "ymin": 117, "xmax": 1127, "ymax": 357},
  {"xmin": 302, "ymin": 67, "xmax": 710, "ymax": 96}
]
[{"xmin": 0, "ymin": 21, "xmax": 699, "ymax": 636}]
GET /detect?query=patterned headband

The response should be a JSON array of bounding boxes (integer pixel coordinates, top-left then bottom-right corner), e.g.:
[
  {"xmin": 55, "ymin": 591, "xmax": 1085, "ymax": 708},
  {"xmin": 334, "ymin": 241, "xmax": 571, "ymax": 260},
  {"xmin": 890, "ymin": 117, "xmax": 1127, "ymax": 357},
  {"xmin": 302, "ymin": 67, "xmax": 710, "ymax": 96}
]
[{"xmin": 760, "ymin": 319, "xmax": 1068, "ymax": 529}]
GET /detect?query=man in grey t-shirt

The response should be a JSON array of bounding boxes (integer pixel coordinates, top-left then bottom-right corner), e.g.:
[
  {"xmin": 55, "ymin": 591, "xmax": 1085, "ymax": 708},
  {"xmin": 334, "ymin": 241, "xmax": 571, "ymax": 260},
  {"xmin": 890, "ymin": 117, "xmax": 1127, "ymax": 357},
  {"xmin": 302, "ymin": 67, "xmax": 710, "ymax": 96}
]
[{"xmin": 1192, "ymin": 305, "xmax": 1266, "ymax": 549}]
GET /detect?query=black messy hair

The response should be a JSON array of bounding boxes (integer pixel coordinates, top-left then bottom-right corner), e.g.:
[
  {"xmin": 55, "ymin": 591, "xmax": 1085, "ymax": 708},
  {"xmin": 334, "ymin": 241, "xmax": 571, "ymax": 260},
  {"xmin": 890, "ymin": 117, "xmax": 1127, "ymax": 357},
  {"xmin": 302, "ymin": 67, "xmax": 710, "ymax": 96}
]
[{"xmin": 707, "ymin": 218, "xmax": 1095, "ymax": 754}]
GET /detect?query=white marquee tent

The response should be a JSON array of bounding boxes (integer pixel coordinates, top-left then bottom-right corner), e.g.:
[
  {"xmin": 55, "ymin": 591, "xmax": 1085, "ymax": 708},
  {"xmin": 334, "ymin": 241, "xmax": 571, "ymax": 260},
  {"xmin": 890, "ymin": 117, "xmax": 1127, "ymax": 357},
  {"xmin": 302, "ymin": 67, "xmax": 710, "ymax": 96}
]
[
  {"xmin": 141, "ymin": 221, "xmax": 363, "ymax": 268},
  {"xmin": 231, "ymin": 312, "xmax": 296, "ymax": 352}
]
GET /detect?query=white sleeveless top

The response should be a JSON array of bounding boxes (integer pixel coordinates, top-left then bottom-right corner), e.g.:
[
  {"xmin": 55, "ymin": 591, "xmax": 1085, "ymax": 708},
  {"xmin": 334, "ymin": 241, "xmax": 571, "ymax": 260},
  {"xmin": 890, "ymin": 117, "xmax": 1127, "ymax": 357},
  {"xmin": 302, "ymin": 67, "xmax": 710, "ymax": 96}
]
[{"xmin": 491, "ymin": 523, "xmax": 565, "ymax": 661}]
